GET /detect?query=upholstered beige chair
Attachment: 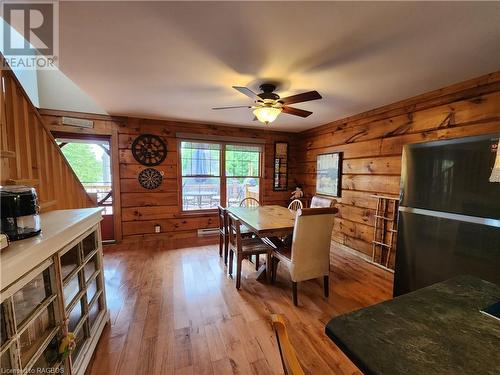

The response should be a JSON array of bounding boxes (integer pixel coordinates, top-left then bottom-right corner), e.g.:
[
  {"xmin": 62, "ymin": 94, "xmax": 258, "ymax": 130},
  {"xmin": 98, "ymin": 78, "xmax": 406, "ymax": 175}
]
[
  {"xmin": 272, "ymin": 207, "xmax": 338, "ymax": 306},
  {"xmin": 310, "ymin": 195, "xmax": 336, "ymax": 208}
]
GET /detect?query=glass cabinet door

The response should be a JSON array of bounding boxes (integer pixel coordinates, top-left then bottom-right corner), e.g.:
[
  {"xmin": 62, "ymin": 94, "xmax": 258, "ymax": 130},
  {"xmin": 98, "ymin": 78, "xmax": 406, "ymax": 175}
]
[
  {"xmin": 60, "ymin": 244, "xmax": 80, "ymax": 281},
  {"xmin": 19, "ymin": 304, "xmax": 56, "ymax": 367},
  {"xmin": 1, "ymin": 303, "xmax": 8, "ymax": 346},
  {"xmin": 1, "ymin": 301, "xmax": 15, "ymax": 371},
  {"xmin": 1, "ymin": 349, "xmax": 12, "ymax": 369},
  {"xmin": 3, "ymin": 262, "xmax": 62, "ymax": 373},
  {"xmin": 82, "ymin": 232, "xmax": 97, "ymax": 260},
  {"xmin": 13, "ymin": 268, "xmax": 52, "ymax": 326},
  {"xmin": 28, "ymin": 335, "xmax": 59, "ymax": 371},
  {"xmin": 57, "ymin": 228, "xmax": 106, "ymax": 367}
]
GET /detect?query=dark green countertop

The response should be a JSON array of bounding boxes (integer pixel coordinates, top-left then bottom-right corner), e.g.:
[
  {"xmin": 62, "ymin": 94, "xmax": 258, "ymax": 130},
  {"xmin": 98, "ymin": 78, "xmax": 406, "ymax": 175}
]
[{"xmin": 325, "ymin": 275, "xmax": 500, "ymax": 375}]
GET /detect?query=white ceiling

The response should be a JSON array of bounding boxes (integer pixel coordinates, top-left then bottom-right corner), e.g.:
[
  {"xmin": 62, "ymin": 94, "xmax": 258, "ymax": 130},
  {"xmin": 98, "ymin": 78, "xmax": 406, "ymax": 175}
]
[{"xmin": 54, "ymin": 1, "xmax": 500, "ymax": 132}]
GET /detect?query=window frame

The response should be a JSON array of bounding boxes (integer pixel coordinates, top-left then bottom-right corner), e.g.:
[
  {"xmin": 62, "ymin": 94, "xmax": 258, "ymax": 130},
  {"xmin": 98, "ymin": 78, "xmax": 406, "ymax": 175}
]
[{"xmin": 178, "ymin": 139, "xmax": 264, "ymax": 213}]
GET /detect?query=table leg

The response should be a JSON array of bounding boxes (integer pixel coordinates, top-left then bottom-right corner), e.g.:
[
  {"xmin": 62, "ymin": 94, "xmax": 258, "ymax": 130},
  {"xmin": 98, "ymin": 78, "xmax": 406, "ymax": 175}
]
[{"xmin": 255, "ymin": 264, "xmax": 268, "ymax": 282}]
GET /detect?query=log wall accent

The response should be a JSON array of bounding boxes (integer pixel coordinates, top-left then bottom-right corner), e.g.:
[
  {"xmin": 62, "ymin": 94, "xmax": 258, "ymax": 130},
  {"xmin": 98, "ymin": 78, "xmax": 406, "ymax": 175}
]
[
  {"xmin": 296, "ymin": 71, "xmax": 500, "ymax": 268},
  {"xmin": 41, "ymin": 110, "xmax": 297, "ymax": 247},
  {"xmin": 0, "ymin": 68, "xmax": 94, "ymax": 212},
  {"xmin": 39, "ymin": 70, "xmax": 500, "ymax": 261}
]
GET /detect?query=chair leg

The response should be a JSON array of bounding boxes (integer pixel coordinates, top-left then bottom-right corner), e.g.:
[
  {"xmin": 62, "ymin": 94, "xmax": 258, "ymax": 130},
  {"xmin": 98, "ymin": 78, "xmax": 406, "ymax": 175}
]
[
  {"xmin": 219, "ymin": 233, "xmax": 223, "ymax": 257},
  {"xmin": 265, "ymin": 252, "xmax": 272, "ymax": 283},
  {"xmin": 255, "ymin": 254, "xmax": 260, "ymax": 271},
  {"xmin": 223, "ymin": 235, "xmax": 229, "ymax": 265},
  {"xmin": 271, "ymin": 257, "xmax": 279, "ymax": 284},
  {"xmin": 236, "ymin": 254, "xmax": 243, "ymax": 290},
  {"xmin": 324, "ymin": 275, "xmax": 329, "ymax": 298},
  {"xmin": 228, "ymin": 249, "xmax": 234, "ymax": 277},
  {"xmin": 292, "ymin": 282, "xmax": 298, "ymax": 306}
]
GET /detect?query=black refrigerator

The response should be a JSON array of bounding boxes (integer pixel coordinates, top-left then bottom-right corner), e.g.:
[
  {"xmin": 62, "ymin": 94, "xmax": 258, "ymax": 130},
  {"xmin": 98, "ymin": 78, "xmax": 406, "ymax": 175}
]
[{"xmin": 394, "ymin": 133, "xmax": 500, "ymax": 296}]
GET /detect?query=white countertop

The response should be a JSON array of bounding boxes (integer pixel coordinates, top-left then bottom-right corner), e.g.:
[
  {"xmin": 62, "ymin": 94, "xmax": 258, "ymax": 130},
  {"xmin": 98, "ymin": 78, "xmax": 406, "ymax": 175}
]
[{"xmin": 1, "ymin": 208, "xmax": 103, "ymax": 290}]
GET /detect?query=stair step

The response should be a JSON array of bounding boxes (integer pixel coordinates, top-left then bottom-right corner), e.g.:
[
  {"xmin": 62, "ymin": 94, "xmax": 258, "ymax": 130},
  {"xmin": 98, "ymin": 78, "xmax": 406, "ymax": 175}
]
[
  {"xmin": 7, "ymin": 179, "xmax": 39, "ymax": 186},
  {"xmin": 39, "ymin": 200, "xmax": 57, "ymax": 211},
  {"xmin": 0, "ymin": 150, "xmax": 16, "ymax": 159}
]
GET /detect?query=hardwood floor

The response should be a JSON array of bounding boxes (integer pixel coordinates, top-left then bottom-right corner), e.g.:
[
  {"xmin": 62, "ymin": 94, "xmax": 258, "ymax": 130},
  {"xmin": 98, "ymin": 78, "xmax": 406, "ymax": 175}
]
[{"xmin": 85, "ymin": 241, "xmax": 393, "ymax": 375}]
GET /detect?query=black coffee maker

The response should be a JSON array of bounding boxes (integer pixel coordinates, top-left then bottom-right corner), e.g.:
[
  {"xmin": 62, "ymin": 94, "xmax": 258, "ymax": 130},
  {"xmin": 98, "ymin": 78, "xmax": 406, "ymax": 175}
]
[{"xmin": 0, "ymin": 185, "xmax": 41, "ymax": 241}]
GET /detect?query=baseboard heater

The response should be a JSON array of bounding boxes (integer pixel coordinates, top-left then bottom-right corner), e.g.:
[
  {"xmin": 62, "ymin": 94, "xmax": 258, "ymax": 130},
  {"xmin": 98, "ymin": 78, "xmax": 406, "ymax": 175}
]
[{"xmin": 197, "ymin": 228, "xmax": 219, "ymax": 237}]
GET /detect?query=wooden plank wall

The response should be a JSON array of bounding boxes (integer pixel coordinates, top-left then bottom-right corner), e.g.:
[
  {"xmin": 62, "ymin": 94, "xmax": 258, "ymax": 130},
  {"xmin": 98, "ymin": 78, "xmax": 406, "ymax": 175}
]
[
  {"xmin": 295, "ymin": 71, "xmax": 500, "ymax": 268},
  {"xmin": 0, "ymin": 68, "xmax": 94, "ymax": 212},
  {"xmin": 40, "ymin": 71, "xmax": 499, "ymax": 261},
  {"xmin": 41, "ymin": 111, "xmax": 297, "ymax": 247}
]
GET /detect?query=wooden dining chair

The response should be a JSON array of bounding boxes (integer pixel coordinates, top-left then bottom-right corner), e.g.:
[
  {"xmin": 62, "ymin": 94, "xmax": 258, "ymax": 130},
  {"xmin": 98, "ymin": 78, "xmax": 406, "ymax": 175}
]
[
  {"xmin": 227, "ymin": 213, "xmax": 273, "ymax": 289},
  {"xmin": 239, "ymin": 197, "xmax": 260, "ymax": 207},
  {"xmin": 271, "ymin": 314, "xmax": 305, "ymax": 375},
  {"xmin": 271, "ymin": 207, "xmax": 338, "ymax": 306},
  {"xmin": 218, "ymin": 206, "xmax": 254, "ymax": 265},
  {"xmin": 238, "ymin": 197, "xmax": 262, "ymax": 268},
  {"xmin": 217, "ymin": 206, "xmax": 229, "ymax": 261},
  {"xmin": 310, "ymin": 195, "xmax": 336, "ymax": 208},
  {"xmin": 287, "ymin": 199, "xmax": 303, "ymax": 211}
]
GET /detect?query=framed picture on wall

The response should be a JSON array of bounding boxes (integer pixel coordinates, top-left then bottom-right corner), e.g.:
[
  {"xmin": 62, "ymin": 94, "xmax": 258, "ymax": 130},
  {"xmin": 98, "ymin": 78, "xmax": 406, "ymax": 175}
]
[
  {"xmin": 273, "ymin": 142, "xmax": 289, "ymax": 191},
  {"xmin": 316, "ymin": 152, "xmax": 342, "ymax": 197}
]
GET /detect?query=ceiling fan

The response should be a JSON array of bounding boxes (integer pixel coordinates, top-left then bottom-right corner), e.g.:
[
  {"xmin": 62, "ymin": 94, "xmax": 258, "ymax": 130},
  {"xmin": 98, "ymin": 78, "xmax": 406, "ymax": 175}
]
[{"xmin": 213, "ymin": 84, "xmax": 322, "ymax": 125}]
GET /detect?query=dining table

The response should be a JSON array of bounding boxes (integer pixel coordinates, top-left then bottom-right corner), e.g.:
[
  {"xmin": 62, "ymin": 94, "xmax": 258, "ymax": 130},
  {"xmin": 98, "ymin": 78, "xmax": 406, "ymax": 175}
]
[
  {"xmin": 226, "ymin": 205, "xmax": 297, "ymax": 280},
  {"xmin": 325, "ymin": 275, "xmax": 500, "ymax": 375},
  {"xmin": 227, "ymin": 204, "xmax": 296, "ymax": 237}
]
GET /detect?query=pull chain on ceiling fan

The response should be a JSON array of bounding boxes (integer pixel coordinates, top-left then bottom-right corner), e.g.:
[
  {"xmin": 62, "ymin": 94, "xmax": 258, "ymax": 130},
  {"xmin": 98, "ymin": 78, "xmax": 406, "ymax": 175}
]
[{"xmin": 212, "ymin": 84, "xmax": 322, "ymax": 124}]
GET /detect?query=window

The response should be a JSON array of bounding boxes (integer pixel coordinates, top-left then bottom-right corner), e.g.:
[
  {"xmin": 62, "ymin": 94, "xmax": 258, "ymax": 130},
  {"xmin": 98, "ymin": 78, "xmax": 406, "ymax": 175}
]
[
  {"xmin": 181, "ymin": 142, "xmax": 221, "ymax": 211},
  {"xmin": 180, "ymin": 141, "xmax": 262, "ymax": 211},
  {"xmin": 225, "ymin": 144, "xmax": 260, "ymax": 207}
]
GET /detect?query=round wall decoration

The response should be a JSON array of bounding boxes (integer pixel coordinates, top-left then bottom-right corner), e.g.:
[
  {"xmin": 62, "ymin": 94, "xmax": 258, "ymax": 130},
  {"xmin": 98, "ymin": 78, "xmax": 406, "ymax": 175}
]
[
  {"xmin": 138, "ymin": 168, "xmax": 163, "ymax": 190},
  {"xmin": 131, "ymin": 134, "xmax": 167, "ymax": 166}
]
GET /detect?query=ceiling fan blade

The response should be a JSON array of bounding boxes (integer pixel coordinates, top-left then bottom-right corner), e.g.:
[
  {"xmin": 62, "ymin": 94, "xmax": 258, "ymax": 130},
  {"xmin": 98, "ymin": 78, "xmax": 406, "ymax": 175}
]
[
  {"xmin": 279, "ymin": 90, "xmax": 322, "ymax": 105},
  {"xmin": 212, "ymin": 105, "xmax": 252, "ymax": 110},
  {"xmin": 233, "ymin": 86, "xmax": 261, "ymax": 101},
  {"xmin": 282, "ymin": 106, "xmax": 313, "ymax": 118}
]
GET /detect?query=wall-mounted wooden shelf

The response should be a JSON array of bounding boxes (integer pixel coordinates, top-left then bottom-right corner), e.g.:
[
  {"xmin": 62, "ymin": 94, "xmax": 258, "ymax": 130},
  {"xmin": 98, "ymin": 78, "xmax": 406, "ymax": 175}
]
[{"xmin": 371, "ymin": 195, "xmax": 399, "ymax": 269}]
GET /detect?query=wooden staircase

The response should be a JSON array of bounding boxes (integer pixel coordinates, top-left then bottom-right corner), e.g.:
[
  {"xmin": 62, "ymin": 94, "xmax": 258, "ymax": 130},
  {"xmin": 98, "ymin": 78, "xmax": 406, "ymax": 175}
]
[{"xmin": 0, "ymin": 61, "xmax": 95, "ymax": 211}]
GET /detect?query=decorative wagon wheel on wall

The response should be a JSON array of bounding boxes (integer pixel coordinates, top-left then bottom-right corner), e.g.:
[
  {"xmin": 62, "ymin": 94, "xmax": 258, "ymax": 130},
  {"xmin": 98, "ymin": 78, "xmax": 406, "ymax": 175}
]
[
  {"xmin": 131, "ymin": 134, "xmax": 167, "ymax": 166},
  {"xmin": 138, "ymin": 168, "xmax": 164, "ymax": 190}
]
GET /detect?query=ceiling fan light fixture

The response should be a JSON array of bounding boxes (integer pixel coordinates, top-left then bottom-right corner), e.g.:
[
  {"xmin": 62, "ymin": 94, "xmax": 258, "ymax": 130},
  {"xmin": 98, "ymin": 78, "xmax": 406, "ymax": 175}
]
[{"xmin": 253, "ymin": 106, "xmax": 282, "ymax": 124}]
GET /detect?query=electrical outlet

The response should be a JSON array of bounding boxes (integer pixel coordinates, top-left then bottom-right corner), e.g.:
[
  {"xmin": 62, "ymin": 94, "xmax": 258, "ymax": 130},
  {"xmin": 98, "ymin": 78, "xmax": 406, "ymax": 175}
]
[{"xmin": 154, "ymin": 224, "xmax": 161, "ymax": 233}]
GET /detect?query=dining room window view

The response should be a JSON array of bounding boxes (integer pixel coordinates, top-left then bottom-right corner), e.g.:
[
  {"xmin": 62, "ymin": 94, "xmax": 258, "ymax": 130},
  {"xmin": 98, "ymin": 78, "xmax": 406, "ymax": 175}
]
[{"xmin": 180, "ymin": 141, "xmax": 261, "ymax": 211}]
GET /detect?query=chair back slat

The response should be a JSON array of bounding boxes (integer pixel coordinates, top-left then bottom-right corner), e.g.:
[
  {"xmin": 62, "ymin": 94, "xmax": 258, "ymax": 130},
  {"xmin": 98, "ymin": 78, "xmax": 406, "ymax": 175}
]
[
  {"xmin": 227, "ymin": 213, "xmax": 242, "ymax": 251},
  {"xmin": 217, "ymin": 206, "xmax": 227, "ymax": 233},
  {"xmin": 240, "ymin": 197, "xmax": 260, "ymax": 207},
  {"xmin": 271, "ymin": 314, "xmax": 305, "ymax": 375},
  {"xmin": 287, "ymin": 199, "xmax": 303, "ymax": 211}
]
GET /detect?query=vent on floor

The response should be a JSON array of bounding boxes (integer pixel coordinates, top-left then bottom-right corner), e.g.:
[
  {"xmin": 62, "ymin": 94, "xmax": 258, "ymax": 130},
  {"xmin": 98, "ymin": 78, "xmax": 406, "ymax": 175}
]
[{"xmin": 197, "ymin": 228, "xmax": 219, "ymax": 237}]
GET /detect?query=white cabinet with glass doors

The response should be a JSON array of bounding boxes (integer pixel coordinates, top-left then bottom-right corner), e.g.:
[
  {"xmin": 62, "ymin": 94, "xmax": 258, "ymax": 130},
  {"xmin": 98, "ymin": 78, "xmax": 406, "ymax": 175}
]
[{"xmin": 0, "ymin": 208, "xmax": 107, "ymax": 375}]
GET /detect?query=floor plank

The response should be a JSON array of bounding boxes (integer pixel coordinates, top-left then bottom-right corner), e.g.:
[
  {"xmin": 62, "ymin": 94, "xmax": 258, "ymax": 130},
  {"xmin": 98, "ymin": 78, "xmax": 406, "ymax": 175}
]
[{"xmin": 86, "ymin": 242, "xmax": 393, "ymax": 375}]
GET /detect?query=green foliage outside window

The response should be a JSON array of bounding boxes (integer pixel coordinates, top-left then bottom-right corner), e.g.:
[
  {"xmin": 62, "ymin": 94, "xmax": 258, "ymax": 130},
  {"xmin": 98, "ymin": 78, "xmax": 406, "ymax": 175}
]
[
  {"xmin": 61, "ymin": 143, "xmax": 103, "ymax": 183},
  {"xmin": 225, "ymin": 150, "xmax": 259, "ymax": 177}
]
